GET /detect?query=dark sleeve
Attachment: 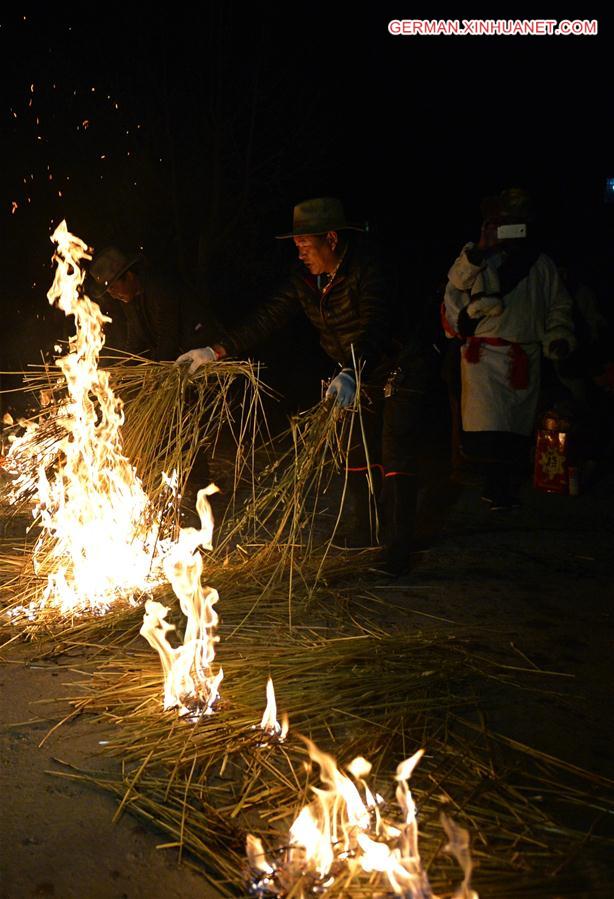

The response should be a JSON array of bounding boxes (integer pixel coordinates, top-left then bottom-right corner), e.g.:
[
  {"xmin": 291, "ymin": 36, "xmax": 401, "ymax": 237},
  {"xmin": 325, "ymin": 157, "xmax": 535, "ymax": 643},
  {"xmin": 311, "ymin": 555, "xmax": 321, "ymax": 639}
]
[
  {"xmin": 219, "ymin": 276, "xmax": 302, "ymax": 357},
  {"xmin": 121, "ymin": 304, "xmax": 138, "ymax": 355},
  {"xmin": 348, "ymin": 259, "xmax": 390, "ymax": 374},
  {"xmin": 149, "ymin": 286, "xmax": 181, "ymax": 361}
]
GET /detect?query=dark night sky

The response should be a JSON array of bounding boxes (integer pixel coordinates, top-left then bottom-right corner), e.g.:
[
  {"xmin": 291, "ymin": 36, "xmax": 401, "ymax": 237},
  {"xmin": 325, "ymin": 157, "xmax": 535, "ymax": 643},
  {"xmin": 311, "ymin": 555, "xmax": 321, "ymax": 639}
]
[{"xmin": 1, "ymin": 9, "xmax": 612, "ymax": 373}]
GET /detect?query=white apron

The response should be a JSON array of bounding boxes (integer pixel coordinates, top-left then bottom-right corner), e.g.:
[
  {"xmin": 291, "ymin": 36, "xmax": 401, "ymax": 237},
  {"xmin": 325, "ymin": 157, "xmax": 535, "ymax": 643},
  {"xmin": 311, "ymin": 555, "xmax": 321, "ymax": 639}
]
[{"xmin": 461, "ymin": 340, "xmax": 541, "ymax": 434}]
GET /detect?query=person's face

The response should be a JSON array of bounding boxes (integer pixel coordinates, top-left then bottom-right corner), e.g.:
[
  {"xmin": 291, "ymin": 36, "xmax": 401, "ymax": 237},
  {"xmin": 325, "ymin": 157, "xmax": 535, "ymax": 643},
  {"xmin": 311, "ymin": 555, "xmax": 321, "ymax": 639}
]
[
  {"xmin": 293, "ymin": 232, "xmax": 339, "ymax": 275},
  {"xmin": 108, "ymin": 271, "xmax": 139, "ymax": 303}
]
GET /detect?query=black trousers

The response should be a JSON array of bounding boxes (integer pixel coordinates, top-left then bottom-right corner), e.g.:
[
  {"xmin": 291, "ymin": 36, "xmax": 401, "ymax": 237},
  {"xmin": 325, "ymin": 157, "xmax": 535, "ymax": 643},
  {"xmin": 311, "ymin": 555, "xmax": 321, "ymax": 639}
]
[
  {"xmin": 462, "ymin": 430, "xmax": 530, "ymax": 501},
  {"xmin": 346, "ymin": 383, "xmax": 425, "ymax": 478},
  {"xmin": 343, "ymin": 383, "xmax": 426, "ymax": 566}
]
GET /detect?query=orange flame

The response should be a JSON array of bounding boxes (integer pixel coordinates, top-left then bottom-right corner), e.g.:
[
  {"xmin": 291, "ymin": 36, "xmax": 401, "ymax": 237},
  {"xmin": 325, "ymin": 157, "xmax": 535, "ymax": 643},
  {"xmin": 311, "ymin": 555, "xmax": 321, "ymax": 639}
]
[
  {"xmin": 5, "ymin": 221, "xmax": 171, "ymax": 615},
  {"xmin": 246, "ymin": 834, "xmax": 274, "ymax": 877},
  {"xmin": 140, "ymin": 485, "xmax": 223, "ymax": 718},
  {"xmin": 260, "ymin": 677, "xmax": 289, "ymax": 741},
  {"xmin": 247, "ymin": 740, "xmax": 478, "ymax": 898},
  {"xmin": 441, "ymin": 814, "xmax": 479, "ymax": 899}
]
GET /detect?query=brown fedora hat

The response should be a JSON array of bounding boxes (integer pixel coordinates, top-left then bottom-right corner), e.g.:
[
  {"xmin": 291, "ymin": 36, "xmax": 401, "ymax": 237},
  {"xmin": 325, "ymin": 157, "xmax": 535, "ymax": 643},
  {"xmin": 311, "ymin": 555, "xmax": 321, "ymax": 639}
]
[{"xmin": 276, "ymin": 197, "xmax": 364, "ymax": 239}]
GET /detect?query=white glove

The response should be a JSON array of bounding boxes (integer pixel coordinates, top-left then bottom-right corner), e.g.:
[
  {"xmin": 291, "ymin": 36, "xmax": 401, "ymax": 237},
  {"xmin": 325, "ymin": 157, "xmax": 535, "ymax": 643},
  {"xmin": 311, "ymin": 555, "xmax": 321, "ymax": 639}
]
[
  {"xmin": 325, "ymin": 369, "xmax": 356, "ymax": 407},
  {"xmin": 176, "ymin": 346, "xmax": 217, "ymax": 374}
]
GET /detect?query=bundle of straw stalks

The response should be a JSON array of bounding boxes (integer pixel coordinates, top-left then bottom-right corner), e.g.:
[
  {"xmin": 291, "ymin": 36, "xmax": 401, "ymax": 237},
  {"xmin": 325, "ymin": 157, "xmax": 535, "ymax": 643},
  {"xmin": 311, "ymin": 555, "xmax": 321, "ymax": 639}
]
[{"xmin": 1, "ymin": 350, "xmax": 268, "ymax": 520}]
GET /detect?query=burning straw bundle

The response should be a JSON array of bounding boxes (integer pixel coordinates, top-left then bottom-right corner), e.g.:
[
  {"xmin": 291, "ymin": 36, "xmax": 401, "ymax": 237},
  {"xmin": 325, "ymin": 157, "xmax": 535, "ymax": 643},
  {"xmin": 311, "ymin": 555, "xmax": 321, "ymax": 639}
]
[
  {"xmin": 0, "ymin": 223, "xmax": 269, "ymax": 630},
  {"xmin": 1, "ymin": 352, "xmax": 267, "ymax": 532}
]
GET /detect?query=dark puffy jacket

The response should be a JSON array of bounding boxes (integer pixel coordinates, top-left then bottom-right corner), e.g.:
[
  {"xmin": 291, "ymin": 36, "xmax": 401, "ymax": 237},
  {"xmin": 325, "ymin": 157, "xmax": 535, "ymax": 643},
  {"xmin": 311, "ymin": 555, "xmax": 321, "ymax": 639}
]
[
  {"xmin": 221, "ymin": 238, "xmax": 391, "ymax": 377},
  {"xmin": 123, "ymin": 269, "xmax": 184, "ymax": 361}
]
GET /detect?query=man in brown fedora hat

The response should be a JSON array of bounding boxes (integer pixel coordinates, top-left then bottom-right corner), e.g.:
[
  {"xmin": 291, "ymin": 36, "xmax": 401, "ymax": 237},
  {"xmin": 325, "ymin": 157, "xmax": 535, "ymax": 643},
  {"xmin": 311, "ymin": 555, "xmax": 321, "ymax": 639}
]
[
  {"xmin": 178, "ymin": 197, "xmax": 385, "ymax": 400},
  {"xmin": 178, "ymin": 197, "xmax": 424, "ymax": 574}
]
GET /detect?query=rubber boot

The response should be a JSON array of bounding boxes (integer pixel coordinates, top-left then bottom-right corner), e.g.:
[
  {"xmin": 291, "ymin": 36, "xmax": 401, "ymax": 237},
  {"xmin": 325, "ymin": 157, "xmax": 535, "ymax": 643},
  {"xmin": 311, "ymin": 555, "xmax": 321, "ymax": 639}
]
[{"xmin": 379, "ymin": 475, "xmax": 418, "ymax": 576}]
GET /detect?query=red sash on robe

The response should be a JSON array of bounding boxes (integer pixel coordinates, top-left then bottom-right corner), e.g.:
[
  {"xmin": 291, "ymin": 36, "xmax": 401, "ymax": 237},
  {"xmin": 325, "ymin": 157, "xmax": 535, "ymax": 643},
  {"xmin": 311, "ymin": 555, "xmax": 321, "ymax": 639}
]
[{"xmin": 464, "ymin": 337, "xmax": 529, "ymax": 389}]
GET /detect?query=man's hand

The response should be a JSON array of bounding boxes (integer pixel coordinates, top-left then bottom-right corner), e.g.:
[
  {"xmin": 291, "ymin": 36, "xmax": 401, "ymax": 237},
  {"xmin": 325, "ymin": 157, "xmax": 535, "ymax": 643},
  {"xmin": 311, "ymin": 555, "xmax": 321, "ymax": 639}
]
[
  {"xmin": 176, "ymin": 346, "xmax": 218, "ymax": 374},
  {"xmin": 325, "ymin": 369, "xmax": 356, "ymax": 407}
]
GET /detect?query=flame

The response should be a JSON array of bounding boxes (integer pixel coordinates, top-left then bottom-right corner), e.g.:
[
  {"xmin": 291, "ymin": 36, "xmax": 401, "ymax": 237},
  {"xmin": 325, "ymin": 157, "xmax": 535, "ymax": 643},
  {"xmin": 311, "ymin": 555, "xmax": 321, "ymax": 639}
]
[
  {"xmin": 247, "ymin": 740, "xmax": 478, "ymax": 898},
  {"xmin": 260, "ymin": 677, "xmax": 289, "ymax": 741},
  {"xmin": 140, "ymin": 485, "xmax": 223, "ymax": 718},
  {"xmin": 246, "ymin": 834, "xmax": 274, "ymax": 876},
  {"xmin": 288, "ymin": 739, "xmax": 371, "ymax": 877},
  {"xmin": 5, "ymin": 221, "xmax": 170, "ymax": 614},
  {"xmin": 441, "ymin": 814, "xmax": 479, "ymax": 899}
]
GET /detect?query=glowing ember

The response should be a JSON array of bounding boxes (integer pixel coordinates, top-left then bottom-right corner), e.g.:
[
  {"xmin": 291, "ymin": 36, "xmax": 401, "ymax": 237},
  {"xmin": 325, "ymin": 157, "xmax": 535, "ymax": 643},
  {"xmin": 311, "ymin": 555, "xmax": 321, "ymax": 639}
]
[
  {"xmin": 247, "ymin": 740, "xmax": 478, "ymax": 898},
  {"xmin": 259, "ymin": 677, "xmax": 289, "ymax": 742},
  {"xmin": 140, "ymin": 485, "xmax": 223, "ymax": 718},
  {"xmin": 4, "ymin": 221, "xmax": 171, "ymax": 614}
]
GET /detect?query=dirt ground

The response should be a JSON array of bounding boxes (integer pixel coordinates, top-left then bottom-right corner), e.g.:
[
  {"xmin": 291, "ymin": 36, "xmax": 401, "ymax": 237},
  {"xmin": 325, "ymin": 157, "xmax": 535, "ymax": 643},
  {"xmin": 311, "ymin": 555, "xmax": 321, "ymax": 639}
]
[
  {"xmin": 410, "ymin": 473, "xmax": 614, "ymax": 776},
  {"xmin": 0, "ymin": 662, "xmax": 220, "ymax": 899},
  {"xmin": 1, "ymin": 473, "xmax": 613, "ymax": 898}
]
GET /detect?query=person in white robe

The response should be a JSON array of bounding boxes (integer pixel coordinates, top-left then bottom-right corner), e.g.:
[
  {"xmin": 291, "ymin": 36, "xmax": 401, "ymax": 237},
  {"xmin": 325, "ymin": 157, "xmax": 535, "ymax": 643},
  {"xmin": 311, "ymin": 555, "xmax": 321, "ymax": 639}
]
[{"xmin": 442, "ymin": 189, "xmax": 575, "ymax": 508}]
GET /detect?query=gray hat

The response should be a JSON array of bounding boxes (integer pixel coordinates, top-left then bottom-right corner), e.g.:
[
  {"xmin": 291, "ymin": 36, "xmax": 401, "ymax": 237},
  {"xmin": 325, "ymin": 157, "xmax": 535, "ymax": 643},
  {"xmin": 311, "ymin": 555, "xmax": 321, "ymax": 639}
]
[
  {"xmin": 89, "ymin": 246, "xmax": 141, "ymax": 298},
  {"xmin": 276, "ymin": 197, "xmax": 364, "ymax": 239}
]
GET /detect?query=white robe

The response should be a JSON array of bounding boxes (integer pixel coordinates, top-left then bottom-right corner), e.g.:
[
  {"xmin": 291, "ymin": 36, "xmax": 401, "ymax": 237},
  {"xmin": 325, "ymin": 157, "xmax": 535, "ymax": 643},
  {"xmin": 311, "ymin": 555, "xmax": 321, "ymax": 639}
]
[{"xmin": 443, "ymin": 245, "xmax": 575, "ymax": 434}]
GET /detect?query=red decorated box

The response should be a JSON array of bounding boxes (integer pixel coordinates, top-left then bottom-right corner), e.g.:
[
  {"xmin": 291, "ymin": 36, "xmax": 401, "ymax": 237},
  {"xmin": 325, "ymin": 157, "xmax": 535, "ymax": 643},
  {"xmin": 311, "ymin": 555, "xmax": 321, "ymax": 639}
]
[{"xmin": 533, "ymin": 428, "xmax": 569, "ymax": 494}]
